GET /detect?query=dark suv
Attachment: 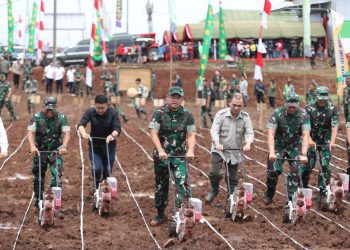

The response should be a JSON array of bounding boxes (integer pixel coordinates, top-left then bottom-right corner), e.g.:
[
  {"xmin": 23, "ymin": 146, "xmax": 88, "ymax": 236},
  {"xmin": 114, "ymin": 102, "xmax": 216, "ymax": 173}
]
[{"xmin": 44, "ymin": 45, "xmax": 101, "ymax": 66}]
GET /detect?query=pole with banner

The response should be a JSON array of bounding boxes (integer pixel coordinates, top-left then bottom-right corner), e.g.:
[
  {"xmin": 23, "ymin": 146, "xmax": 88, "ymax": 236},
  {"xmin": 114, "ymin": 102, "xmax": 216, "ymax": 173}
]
[
  {"xmin": 218, "ymin": 1, "xmax": 228, "ymax": 59},
  {"xmin": 8, "ymin": 0, "xmax": 14, "ymax": 53}
]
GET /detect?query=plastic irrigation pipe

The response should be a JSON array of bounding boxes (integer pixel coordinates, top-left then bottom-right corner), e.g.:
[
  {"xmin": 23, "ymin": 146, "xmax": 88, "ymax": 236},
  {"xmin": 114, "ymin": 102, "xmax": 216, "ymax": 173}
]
[
  {"xmin": 12, "ymin": 192, "xmax": 34, "ymax": 250},
  {"xmin": 136, "ymin": 127, "xmax": 309, "ymax": 249},
  {"xmin": 195, "ymin": 141, "xmax": 350, "ymax": 235},
  {"xmin": 115, "ymin": 157, "xmax": 162, "ymax": 249},
  {"xmin": 77, "ymin": 129, "xmax": 85, "ymax": 250},
  {"xmin": 0, "ymin": 136, "xmax": 27, "ymax": 172}
]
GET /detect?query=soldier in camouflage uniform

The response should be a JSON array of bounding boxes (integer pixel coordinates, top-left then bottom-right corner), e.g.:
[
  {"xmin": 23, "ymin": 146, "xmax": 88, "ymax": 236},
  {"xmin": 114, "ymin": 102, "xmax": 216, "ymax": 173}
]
[
  {"xmin": 301, "ymin": 86, "xmax": 339, "ymax": 208},
  {"xmin": 74, "ymin": 66, "xmax": 84, "ymax": 97},
  {"xmin": 101, "ymin": 68, "xmax": 113, "ymax": 97},
  {"xmin": 148, "ymin": 86, "xmax": 196, "ymax": 226},
  {"xmin": 305, "ymin": 80, "xmax": 318, "ymax": 105},
  {"xmin": 265, "ymin": 92, "xmax": 310, "ymax": 206},
  {"xmin": 0, "ymin": 73, "xmax": 16, "ymax": 120},
  {"xmin": 24, "ymin": 73, "xmax": 38, "ymax": 114},
  {"xmin": 200, "ymin": 78, "xmax": 213, "ymax": 128},
  {"xmin": 23, "ymin": 60, "xmax": 33, "ymax": 90},
  {"xmin": 27, "ymin": 97, "xmax": 71, "ymax": 207},
  {"xmin": 343, "ymin": 76, "xmax": 350, "ymax": 200}
]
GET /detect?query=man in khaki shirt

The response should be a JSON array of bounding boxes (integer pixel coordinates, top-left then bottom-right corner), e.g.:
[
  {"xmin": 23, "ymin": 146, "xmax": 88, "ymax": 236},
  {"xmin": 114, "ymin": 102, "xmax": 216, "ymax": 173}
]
[{"xmin": 206, "ymin": 93, "xmax": 254, "ymax": 211}]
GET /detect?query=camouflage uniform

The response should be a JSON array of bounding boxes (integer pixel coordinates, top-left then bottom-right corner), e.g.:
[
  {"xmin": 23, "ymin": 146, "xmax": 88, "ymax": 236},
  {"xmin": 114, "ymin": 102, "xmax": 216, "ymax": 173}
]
[
  {"xmin": 343, "ymin": 84, "xmax": 350, "ymax": 186},
  {"xmin": 23, "ymin": 64, "xmax": 33, "ymax": 89},
  {"xmin": 74, "ymin": 70, "xmax": 84, "ymax": 97},
  {"xmin": 148, "ymin": 104, "xmax": 196, "ymax": 212},
  {"xmin": 305, "ymin": 88, "xmax": 317, "ymax": 105},
  {"xmin": 301, "ymin": 87, "xmax": 339, "ymax": 195},
  {"xmin": 266, "ymin": 95, "xmax": 310, "ymax": 201},
  {"xmin": 0, "ymin": 77, "xmax": 16, "ymax": 120},
  {"xmin": 200, "ymin": 86, "xmax": 213, "ymax": 128},
  {"xmin": 24, "ymin": 79, "xmax": 38, "ymax": 114},
  {"xmin": 102, "ymin": 71, "xmax": 113, "ymax": 96},
  {"xmin": 27, "ymin": 104, "xmax": 70, "ymax": 203}
]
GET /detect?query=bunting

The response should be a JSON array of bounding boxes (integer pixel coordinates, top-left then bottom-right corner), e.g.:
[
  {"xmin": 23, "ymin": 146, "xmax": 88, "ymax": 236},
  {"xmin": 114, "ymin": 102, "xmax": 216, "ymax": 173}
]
[
  {"xmin": 254, "ymin": 0, "xmax": 271, "ymax": 80},
  {"xmin": 7, "ymin": 0, "xmax": 14, "ymax": 53},
  {"xmin": 196, "ymin": 1, "xmax": 214, "ymax": 88},
  {"xmin": 27, "ymin": 1, "xmax": 38, "ymax": 55},
  {"xmin": 218, "ymin": 1, "xmax": 228, "ymax": 59}
]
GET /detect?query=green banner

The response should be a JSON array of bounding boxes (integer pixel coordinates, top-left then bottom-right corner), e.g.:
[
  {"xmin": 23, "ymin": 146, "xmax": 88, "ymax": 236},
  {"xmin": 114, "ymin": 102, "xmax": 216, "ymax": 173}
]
[
  {"xmin": 93, "ymin": 9, "xmax": 102, "ymax": 61},
  {"xmin": 303, "ymin": 0, "xmax": 311, "ymax": 57},
  {"xmin": 219, "ymin": 6, "xmax": 227, "ymax": 59},
  {"xmin": 197, "ymin": 3, "xmax": 214, "ymax": 88},
  {"xmin": 28, "ymin": 2, "xmax": 38, "ymax": 55},
  {"xmin": 7, "ymin": 0, "xmax": 14, "ymax": 53}
]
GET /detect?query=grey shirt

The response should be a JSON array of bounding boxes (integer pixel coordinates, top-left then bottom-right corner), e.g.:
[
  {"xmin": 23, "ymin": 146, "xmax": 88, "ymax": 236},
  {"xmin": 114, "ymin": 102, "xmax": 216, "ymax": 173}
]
[{"xmin": 210, "ymin": 108, "xmax": 254, "ymax": 164}]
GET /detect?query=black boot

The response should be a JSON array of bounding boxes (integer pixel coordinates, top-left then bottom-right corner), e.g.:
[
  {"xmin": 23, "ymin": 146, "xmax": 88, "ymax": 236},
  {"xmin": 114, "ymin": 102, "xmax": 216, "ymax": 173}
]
[
  {"xmin": 264, "ymin": 187, "xmax": 276, "ymax": 205},
  {"xmin": 150, "ymin": 209, "xmax": 167, "ymax": 226}
]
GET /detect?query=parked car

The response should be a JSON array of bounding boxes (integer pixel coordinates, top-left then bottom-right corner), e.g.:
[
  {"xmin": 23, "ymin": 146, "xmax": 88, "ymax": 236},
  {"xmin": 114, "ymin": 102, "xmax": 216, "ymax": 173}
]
[{"xmin": 44, "ymin": 45, "xmax": 101, "ymax": 66}]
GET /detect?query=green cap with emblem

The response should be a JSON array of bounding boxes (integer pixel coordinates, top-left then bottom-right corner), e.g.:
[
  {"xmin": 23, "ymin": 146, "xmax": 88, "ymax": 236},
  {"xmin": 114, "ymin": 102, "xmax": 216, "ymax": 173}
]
[
  {"xmin": 44, "ymin": 96, "xmax": 57, "ymax": 110},
  {"xmin": 168, "ymin": 86, "xmax": 184, "ymax": 97},
  {"xmin": 316, "ymin": 86, "xmax": 329, "ymax": 100},
  {"xmin": 285, "ymin": 92, "xmax": 299, "ymax": 107}
]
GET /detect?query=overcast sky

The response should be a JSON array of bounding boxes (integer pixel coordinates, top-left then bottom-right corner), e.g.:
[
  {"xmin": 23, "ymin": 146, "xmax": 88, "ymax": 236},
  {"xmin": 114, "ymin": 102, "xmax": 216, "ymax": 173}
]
[{"xmin": 0, "ymin": 0, "xmax": 286, "ymax": 46}]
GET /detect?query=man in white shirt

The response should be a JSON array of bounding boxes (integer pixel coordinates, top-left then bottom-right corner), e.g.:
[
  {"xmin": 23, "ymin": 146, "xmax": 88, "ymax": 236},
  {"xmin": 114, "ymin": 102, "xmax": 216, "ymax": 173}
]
[
  {"xmin": 66, "ymin": 65, "xmax": 75, "ymax": 95},
  {"xmin": 43, "ymin": 62, "xmax": 55, "ymax": 94},
  {"xmin": 55, "ymin": 63, "xmax": 65, "ymax": 94},
  {"xmin": 239, "ymin": 75, "xmax": 248, "ymax": 107},
  {"xmin": 0, "ymin": 117, "xmax": 8, "ymax": 158},
  {"xmin": 11, "ymin": 59, "xmax": 23, "ymax": 89}
]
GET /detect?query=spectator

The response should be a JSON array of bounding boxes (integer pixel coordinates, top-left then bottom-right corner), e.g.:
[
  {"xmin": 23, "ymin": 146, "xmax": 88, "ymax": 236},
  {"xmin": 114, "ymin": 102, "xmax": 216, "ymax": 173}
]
[
  {"xmin": 230, "ymin": 43, "xmax": 237, "ymax": 59},
  {"xmin": 11, "ymin": 59, "xmax": 23, "ymax": 89},
  {"xmin": 250, "ymin": 42, "xmax": 256, "ymax": 58},
  {"xmin": 66, "ymin": 65, "xmax": 75, "ymax": 95},
  {"xmin": 254, "ymin": 79, "xmax": 265, "ymax": 107},
  {"xmin": 268, "ymin": 79, "xmax": 276, "ymax": 108},
  {"xmin": 55, "ymin": 62, "xmax": 65, "ymax": 94},
  {"xmin": 212, "ymin": 70, "xmax": 222, "ymax": 100},
  {"xmin": 0, "ymin": 56, "xmax": 11, "ymax": 79},
  {"xmin": 283, "ymin": 78, "xmax": 295, "ymax": 101},
  {"xmin": 172, "ymin": 72, "xmax": 183, "ymax": 87},
  {"xmin": 43, "ymin": 62, "xmax": 55, "ymax": 94},
  {"xmin": 239, "ymin": 75, "xmax": 248, "ymax": 107}
]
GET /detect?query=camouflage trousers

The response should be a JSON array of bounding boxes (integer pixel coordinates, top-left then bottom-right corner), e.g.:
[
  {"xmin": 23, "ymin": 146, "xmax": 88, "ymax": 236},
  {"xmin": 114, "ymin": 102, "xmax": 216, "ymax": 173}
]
[
  {"xmin": 266, "ymin": 148, "xmax": 301, "ymax": 201},
  {"xmin": 74, "ymin": 82, "xmax": 84, "ymax": 97},
  {"xmin": 200, "ymin": 106, "xmax": 213, "ymax": 128},
  {"xmin": 300, "ymin": 146, "xmax": 331, "ymax": 195},
  {"xmin": 32, "ymin": 152, "xmax": 63, "ymax": 201},
  {"xmin": 153, "ymin": 157, "xmax": 190, "ymax": 212},
  {"xmin": 26, "ymin": 94, "xmax": 35, "ymax": 114},
  {"xmin": 0, "ymin": 99, "xmax": 16, "ymax": 120}
]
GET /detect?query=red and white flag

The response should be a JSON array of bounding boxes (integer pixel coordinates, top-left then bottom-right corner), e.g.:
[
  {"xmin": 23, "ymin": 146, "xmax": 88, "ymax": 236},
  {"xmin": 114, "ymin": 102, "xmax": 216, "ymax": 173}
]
[
  {"xmin": 15, "ymin": 14, "xmax": 25, "ymax": 45},
  {"xmin": 99, "ymin": 0, "xmax": 108, "ymax": 64},
  {"xmin": 36, "ymin": 0, "xmax": 45, "ymax": 64},
  {"xmin": 86, "ymin": 0, "xmax": 99, "ymax": 88},
  {"xmin": 261, "ymin": 0, "xmax": 271, "ymax": 29}
]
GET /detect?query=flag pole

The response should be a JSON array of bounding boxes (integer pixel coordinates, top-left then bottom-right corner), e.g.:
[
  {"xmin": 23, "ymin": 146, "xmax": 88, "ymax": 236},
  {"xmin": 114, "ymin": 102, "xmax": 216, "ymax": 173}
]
[{"xmin": 53, "ymin": 0, "xmax": 57, "ymax": 65}]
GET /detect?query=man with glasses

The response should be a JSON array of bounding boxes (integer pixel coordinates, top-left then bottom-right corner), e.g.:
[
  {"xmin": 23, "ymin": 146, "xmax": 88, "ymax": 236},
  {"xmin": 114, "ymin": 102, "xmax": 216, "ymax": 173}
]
[
  {"xmin": 265, "ymin": 92, "xmax": 309, "ymax": 207},
  {"xmin": 148, "ymin": 86, "xmax": 196, "ymax": 226},
  {"xmin": 205, "ymin": 93, "xmax": 254, "ymax": 216},
  {"xmin": 301, "ymin": 86, "xmax": 339, "ymax": 209},
  {"xmin": 78, "ymin": 95, "xmax": 121, "ymax": 190}
]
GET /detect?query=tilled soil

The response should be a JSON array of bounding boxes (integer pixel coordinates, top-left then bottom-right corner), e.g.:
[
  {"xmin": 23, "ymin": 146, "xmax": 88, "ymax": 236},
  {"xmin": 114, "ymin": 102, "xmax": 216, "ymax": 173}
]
[{"xmin": 0, "ymin": 62, "xmax": 349, "ymax": 250}]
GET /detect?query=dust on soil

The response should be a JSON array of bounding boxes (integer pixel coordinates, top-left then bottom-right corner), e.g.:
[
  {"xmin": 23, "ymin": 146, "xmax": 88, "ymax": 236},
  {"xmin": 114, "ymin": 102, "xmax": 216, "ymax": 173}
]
[{"xmin": 0, "ymin": 60, "xmax": 349, "ymax": 250}]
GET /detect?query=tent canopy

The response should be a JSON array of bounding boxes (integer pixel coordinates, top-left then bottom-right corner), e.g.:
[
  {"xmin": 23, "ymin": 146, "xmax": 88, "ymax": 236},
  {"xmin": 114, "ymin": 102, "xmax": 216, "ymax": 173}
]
[{"xmin": 174, "ymin": 9, "xmax": 325, "ymax": 40}]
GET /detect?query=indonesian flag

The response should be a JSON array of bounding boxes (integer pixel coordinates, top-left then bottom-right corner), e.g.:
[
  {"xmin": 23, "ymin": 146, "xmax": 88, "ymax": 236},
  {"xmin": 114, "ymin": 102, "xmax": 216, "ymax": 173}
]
[
  {"xmin": 15, "ymin": 14, "xmax": 25, "ymax": 45},
  {"xmin": 254, "ymin": 38, "xmax": 267, "ymax": 80},
  {"xmin": 86, "ymin": 0, "xmax": 99, "ymax": 88},
  {"xmin": 99, "ymin": 0, "xmax": 108, "ymax": 64},
  {"xmin": 36, "ymin": 0, "xmax": 44, "ymax": 65},
  {"xmin": 261, "ymin": 0, "xmax": 271, "ymax": 29}
]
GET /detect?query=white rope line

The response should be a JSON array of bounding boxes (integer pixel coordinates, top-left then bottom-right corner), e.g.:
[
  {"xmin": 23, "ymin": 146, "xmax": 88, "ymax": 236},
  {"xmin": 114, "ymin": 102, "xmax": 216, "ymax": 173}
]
[
  {"xmin": 201, "ymin": 217, "xmax": 235, "ymax": 250},
  {"xmin": 0, "ymin": 136, "xmax": 27, "ymax": 172},
  {"xmin": 310, "ymin": 208, "xmax": 350, "ymax": 233},
  {"xmin": 134, "ymin": 128, "xmax": 236, "ymax": 249},
  {"xmin": 123, "ymin": 128, "xmax": 153, "ymax": 161},
  {"xmin": 6, "ymin": 122, "xmax": 13, "ymax": 131},
  {"xmin": 195, "ymin": 132, "xmax": 205, "ymax": 139},
  {"xmin": 138, "ymin": 127, "xmax": 308, "ymax": 249},
  {"xmin": 12, "ymin": 192, "xmax": 34, "ymax": 250},
  {"xmin": 248, "ymin": 206, "xmax": 309, "ymax": 250},
  {"xmin": 115, "ymin": 156, "xmax": 162, "ymax": 249},
  {"xmin": 336, "ymin": 136, "xmax": 346, "ymax": 142},
  {"xmin": 335, "ymin": 144, "xmax": 347, "ymax": 150},
  {"xmin": 254, "ymin": 145, "xmax": 268, "ymax": 152},
  {"xmin": 254, "ymin": 138, "xmax": 267, "ymax": 143},
  {"xmin": 77, "ymin": 129, "xmax": 85, "ymax": 250},
  {"xmin": 254, "ymin": 129, "xmax": 266, "ymax": 137}
]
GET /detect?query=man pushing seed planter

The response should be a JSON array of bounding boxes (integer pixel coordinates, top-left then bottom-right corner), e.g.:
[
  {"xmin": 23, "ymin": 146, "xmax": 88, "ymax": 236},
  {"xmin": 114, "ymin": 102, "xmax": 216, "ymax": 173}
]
[
  {"xmin": 148, "ymin": 86, "xmax": 196, "ymax": 226},
  {"xmin": 265, "ymin": 93, "xmax": 309, "ymax": 208},
  {"xmin": 27, "ymin": 96, "xmax": 71, "ymax": 210},
  {"xmin": 205, "ymin": 93, "xmax": 254, "ymax": 218}
]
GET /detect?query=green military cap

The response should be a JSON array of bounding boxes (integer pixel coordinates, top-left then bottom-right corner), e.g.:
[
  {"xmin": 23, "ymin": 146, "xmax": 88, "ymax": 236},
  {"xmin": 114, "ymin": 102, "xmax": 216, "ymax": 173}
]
[
  {"xmin": 0, "ymin": 73, "xmax": 5, "ymax": 77},
  {"xmin": 44, "ymin": 96, "xmax": 57, "ymax": 110},
  {"xmin": 316, "ymin": 86, "xmax": 329, "ymax": 100},
  {"xmin": 285, "ymin": 92, "xmax": 299, "ymax": 107},
  {"xmin": 168, "ymin": 86, "xmax": 184, "ymax": 97}
]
